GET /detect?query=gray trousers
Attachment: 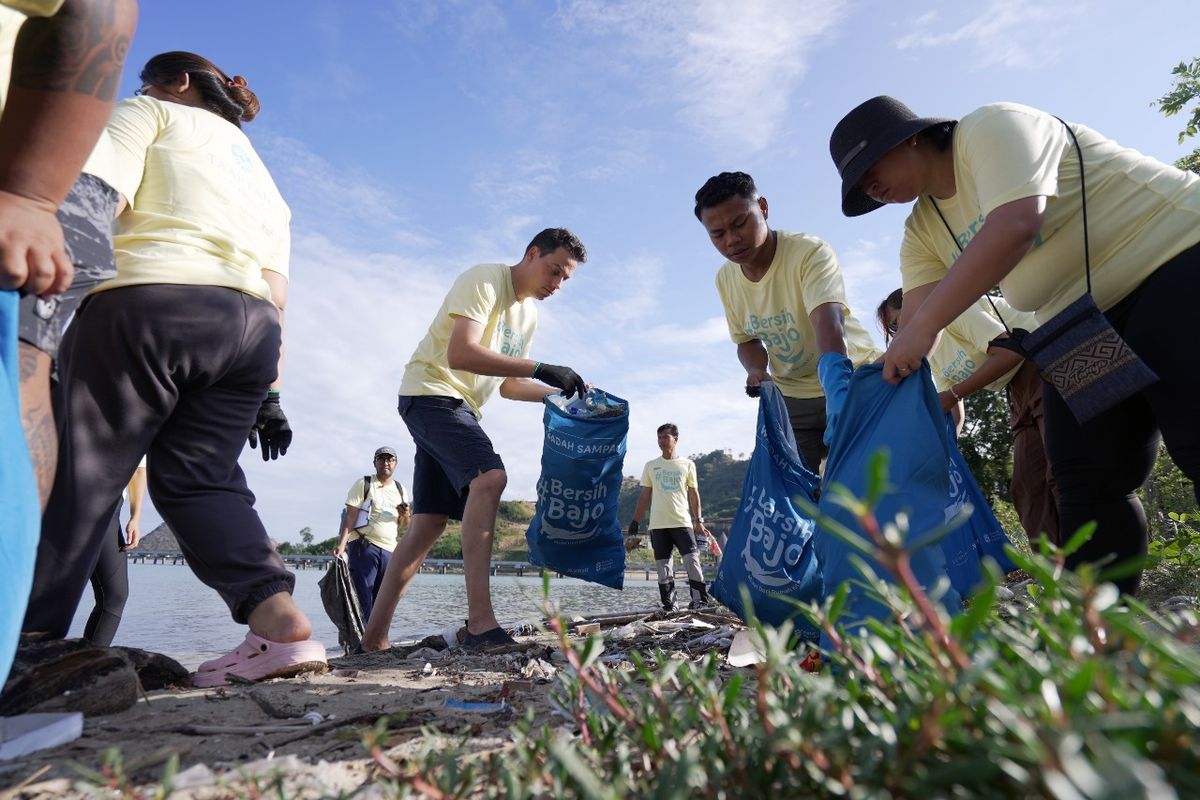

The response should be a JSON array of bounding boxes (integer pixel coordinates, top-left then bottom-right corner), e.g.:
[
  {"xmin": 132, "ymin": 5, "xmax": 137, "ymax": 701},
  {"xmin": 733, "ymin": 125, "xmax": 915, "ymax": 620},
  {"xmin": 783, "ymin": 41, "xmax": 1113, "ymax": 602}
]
[{"xmin": 23, "ymin": 285, "xmax": 294, "ymax": 637}]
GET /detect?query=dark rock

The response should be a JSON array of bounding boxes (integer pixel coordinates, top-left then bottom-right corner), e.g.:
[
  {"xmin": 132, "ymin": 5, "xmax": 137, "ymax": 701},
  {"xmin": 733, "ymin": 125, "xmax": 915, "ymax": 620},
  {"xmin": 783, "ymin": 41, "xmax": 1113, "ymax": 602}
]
[
  {"xmin": 118, "ymin": 646, "xmax": 190, "ymax": 689},
  {"xmin": 1, "ymin": 645, "xmax": 138, "ymax": 716}
]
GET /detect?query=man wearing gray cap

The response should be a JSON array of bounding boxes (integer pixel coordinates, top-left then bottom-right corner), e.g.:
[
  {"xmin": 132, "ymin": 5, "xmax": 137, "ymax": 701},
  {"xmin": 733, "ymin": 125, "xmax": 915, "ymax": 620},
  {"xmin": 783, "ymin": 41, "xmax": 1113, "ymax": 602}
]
[{"xmin": 333, "ymin": 446, "xmax": 410, "ymax": 622}]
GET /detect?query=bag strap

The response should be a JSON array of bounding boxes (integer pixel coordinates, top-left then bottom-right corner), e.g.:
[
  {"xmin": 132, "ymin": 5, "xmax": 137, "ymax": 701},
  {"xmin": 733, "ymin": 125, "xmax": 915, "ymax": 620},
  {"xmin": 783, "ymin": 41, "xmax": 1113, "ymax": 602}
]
[{"xmin": 927, "ymin": 114, "xmax": 1091, "ymax": 331}]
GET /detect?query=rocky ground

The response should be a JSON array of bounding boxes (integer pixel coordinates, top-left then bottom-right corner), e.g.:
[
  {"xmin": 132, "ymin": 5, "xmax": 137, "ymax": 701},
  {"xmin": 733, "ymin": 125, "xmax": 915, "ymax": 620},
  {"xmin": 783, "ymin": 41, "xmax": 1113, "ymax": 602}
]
[{"xmin": 0, "ymin": 607, "xmax": 742, "ymax": 799}]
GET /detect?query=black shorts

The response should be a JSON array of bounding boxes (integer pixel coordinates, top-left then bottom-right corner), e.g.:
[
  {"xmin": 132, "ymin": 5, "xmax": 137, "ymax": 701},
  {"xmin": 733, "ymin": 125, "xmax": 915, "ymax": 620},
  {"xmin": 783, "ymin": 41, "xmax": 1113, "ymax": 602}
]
[
  {"xmin": 398, "ymin": 395, "xmax": 505, "ymax": 520},
  {"xmin": 650, "ymin": 527, "xmax": 698, "ymax": 560},
  {"xmin": 18, "ymin": 174, "xmax": 118, "ymax": 358}
]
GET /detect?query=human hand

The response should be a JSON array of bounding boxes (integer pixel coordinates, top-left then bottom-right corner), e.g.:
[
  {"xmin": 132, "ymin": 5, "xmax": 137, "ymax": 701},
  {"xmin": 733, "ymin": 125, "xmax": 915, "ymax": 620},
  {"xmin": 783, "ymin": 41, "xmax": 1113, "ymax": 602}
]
[
  {"xmin": 881, "ymin": 323, "xmax": 936, "ymax": 384},
  {"xmin": 122, "ymin": 519, "xmax": 140, "ymax": 551},
  {"xmin": 938, "ymin": 390, "xmax": 959, "ymax": 414},
  {"xmin": 333, "ymin": 542, "xmax": 345, "ymax": 558},
  {"xmin": 248, "ymin": 394, "xmax": 292, "ymax": 460},
  {"xmin": 745, "ymin": 368, "xmax": 770, "ymax": 397},
  {"xmin": 0, "ymin": 190, "xmax": 73, "ymax": 295},
  {"xmin": 627, "ymin": 519, "xmax": 639, "ymax": 537},
  {"xmin": 533, "ymin": 362, "xmax": 587, "ymax": 399}
]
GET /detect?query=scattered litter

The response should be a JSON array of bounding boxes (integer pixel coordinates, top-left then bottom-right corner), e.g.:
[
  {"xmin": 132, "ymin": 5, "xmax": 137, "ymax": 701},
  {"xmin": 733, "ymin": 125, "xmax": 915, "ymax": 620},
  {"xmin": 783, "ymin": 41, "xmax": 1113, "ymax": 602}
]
[
  {"xmin": 443, "ymin": 699, "xmax": 509, "ymax": 714},
  {"xmin": 302, "ymin": 711, "xmax": 324, "ymax": 725},
  {"xmin": 727, "ymin": 630, "xmax": 768, "ymax": 668},
  {"xmin": 421, "ymin": 663, "xmax": 436, "ymax": 677},
  {"xmin": 521, "ymin": 658, "xmax": 557, "ymax": 680},
  {"xmin": 575, "ymin": 623, "xmax": 600, "ymax": 636},
  {"xmin": 0, "ymin": 712, "xmax": 83, "ymax": 759}
]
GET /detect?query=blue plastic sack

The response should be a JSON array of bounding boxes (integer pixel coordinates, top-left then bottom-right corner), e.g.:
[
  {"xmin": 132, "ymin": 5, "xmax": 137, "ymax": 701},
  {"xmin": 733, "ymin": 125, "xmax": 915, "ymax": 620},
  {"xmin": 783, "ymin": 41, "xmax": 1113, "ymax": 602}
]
[
  {"xmin": 711, "ymin": 382, "xmax": 823, "ymax": 641},
  {"xmin": 525, "ymin": 389, "xmax": 629, "ymax": 590},
  {"xmin": 817, "ymin": 363, "xmax": 963, "ymax": 630},
  {"xmin": 944, "ymin": 415, "xmax": 1017, "ymax": 584},
  {"xmin": 0, "ymin": 291, "xmax": 40, "ymax": 686}
]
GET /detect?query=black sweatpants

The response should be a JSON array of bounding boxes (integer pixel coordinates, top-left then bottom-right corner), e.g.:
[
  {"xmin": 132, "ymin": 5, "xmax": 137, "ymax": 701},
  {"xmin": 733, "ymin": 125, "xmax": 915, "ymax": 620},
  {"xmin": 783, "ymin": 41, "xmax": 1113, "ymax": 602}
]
[
  {"xmin": 1043, "ymin": 243, "xmax": 1200, "ymax": 594},
  {"xmin": 23, "ymin": 285, "xmax": 294, "ymax": 638},
  {"xmin": 83, "ymin": 499, "xmax": 127, "ymax": 647}
]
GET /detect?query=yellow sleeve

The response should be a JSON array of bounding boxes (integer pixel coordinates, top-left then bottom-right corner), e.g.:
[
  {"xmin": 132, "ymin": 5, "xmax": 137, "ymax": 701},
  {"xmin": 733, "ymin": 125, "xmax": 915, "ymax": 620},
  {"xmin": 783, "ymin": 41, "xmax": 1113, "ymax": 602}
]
[
  {"xmin": 445, "ymin": 269, "xmax": 500, "ymax": 326},
  {"xmin": 947, "ymin": 301, "xmax": 1007, "ymax": 353},
  {"xmin": 686, "ymin": 461, "xmax": 698, "ymax": 490},
  {"xmin": 344, "ymin": 478, "xmax": 367, "ymax": 508},
  {"xmin": 263, "ymin": 206, "xmax": 292, "ymax": 279},
  {"xmin": 640, "ymin": 462, "xmax": 653, "ymax": 488},
  {"xmin": 715, "ymin": 269, "xmax": 754, "ymax": 344},
  {"xmin": 959, "ymin": 105, "xmax": 1067, "ymax": 216},
  {"xmin": 1, "ymin": 0, "xmax": 64, "ymax": 16},
  {"xmin": 103, "ymin": 97, "xmax": 163, "ymax": 208},
  {"xmin": 900, "ymin": 210, "xmax": 950, "ymax": 294},
  {"xmin": 798, "ymin": 238, "xmax": 849, "ymax": 312}
]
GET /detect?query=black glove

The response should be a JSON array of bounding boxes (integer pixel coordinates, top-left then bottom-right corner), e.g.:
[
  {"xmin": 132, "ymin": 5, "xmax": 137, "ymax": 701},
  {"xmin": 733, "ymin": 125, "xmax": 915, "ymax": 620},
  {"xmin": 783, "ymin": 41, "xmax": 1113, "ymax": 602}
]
[
  {"xmin": 745, "ymin": 384, "xmax": 761, "ymax": 398},
  {"xmin": 533, "ymin": 362, "xmax": 586, "ymax": 400},
  {"xmin": 627, "ymin": 519, "xmax": 639, "ymax": 536},
  {"xmin": 248, "ymin": 394, "xmax": 292, "ymax": 461}
]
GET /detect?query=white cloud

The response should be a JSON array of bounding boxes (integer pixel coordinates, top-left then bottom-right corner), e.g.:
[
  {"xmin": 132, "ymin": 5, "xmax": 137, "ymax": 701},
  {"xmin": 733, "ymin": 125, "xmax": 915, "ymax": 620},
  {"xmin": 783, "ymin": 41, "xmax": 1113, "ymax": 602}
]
[
  {"xmin": 895, "ymin": 1, "xmax": 1081, "ymax": 70},
  {"xmin": 562, "ymin": 0, "xmax": 848, "ymax": 151}
]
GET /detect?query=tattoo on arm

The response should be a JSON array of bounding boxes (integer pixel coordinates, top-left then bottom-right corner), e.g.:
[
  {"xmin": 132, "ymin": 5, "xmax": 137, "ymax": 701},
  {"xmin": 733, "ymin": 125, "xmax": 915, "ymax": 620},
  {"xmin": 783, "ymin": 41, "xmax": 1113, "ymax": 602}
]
[{"xmin": 12, "ymin": 0, "xmax": 131, "ymax": 102}]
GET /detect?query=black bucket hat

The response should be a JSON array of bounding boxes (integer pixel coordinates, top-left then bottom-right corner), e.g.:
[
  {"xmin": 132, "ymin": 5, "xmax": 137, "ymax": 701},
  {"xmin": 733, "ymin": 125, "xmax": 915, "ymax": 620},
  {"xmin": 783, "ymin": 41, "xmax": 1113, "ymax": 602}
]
[{"xmin": 829, "ymin": 96, "xmax": 955, "ymax": 217}]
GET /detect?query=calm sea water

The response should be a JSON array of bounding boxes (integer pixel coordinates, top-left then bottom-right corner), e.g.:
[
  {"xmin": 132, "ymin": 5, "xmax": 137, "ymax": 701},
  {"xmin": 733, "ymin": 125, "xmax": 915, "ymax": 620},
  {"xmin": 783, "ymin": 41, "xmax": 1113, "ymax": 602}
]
[{"xmin": 65, "ymin": 563, "xmax": 661, "ymax": 669}]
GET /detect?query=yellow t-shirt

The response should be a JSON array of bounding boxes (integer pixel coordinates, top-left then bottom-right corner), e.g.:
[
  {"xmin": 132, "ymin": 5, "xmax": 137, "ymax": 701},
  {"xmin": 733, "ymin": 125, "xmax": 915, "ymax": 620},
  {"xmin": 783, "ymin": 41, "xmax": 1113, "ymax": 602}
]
[
  {"xmin": 901, "ymin": 102, "xmax": 1200, "ymax": 321},
  {"xmin": 89, "ymin": 96, "xmax": 291, "ymax": 303},
  {"xmin": 641, "ymin": 456, "xmax": 697, "ymax": 531},
  {"xmin": 398, "ymin": 263, "xmax": 537, "ymax": 419},
  {"xmin": 715, "ymin": 231, "xmax": 880, "ymax": 399},
  {"xmin": 929, "ymin": 296, "xmax": 1039, "ymax": 393},
  {"xmin": 345, "ymin": 476, "xmax": 408, "ymax": 552}
]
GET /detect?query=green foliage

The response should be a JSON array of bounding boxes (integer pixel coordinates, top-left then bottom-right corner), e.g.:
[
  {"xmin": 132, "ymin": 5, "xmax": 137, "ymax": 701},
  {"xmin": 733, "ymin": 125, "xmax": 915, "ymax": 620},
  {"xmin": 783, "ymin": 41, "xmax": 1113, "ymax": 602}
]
[
  {"xmin": 1155, "ymin": 57, "xmax": 1200, "ymax": 144},
  {"xmin": 387, "ymin": 464, "xmax": 1200, "ymax": 798},
  {"xmin": 1176, "ymin": 149, "xmax": 1200, "ymax": 174},
  {"xmin": 499, "ymin": 499, "xmax": 536, "ymax": 524},
  {"xmin": 958, "ymin": 390, "xmax": 1013, "ymax": 503},
  {"xmin": 428, "ymin": 531, "xmax": 463, "ymax": 559}
]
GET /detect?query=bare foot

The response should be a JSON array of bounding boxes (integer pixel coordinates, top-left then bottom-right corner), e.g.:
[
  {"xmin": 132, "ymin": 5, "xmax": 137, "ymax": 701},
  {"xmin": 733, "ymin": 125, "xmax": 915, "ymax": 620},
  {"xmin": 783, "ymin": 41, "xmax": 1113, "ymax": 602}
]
[{"xmin": 247, "ymin": 592, "xmax": 313, "ymax": 643}]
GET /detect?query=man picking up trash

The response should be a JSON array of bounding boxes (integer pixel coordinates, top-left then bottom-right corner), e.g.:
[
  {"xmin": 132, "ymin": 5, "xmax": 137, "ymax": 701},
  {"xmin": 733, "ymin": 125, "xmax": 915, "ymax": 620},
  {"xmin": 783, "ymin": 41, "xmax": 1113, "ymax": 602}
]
[
  {"xmin": 628, "ymin": 423, "xmax": 714, "ymax": 610},
  {"xmin": 360, "ymin": 228, "xmax": 589, "ymax": 651},
  {"xmin": 694, "ymin": 171, "xmax": 879, "ymax": 472}
]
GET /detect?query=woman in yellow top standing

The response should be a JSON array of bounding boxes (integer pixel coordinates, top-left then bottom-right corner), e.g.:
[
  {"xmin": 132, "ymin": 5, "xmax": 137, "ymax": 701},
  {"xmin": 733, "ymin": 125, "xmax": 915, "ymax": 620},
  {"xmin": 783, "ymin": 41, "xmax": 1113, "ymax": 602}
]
[
  {"xmin": 830, "ymin": 96, "xmax": 1200, "ymax": 593},
  {"xmin": 23, "ymin": 52, "xmax": 326, "ymax": 685},
  {"xmin": 877, "ymin": 290, "xmax": 1058, "ymax": 546}
]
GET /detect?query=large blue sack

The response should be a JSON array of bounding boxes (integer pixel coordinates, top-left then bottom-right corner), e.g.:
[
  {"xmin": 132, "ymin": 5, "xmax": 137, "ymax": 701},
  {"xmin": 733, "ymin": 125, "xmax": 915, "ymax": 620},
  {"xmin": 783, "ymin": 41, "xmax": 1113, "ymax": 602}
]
[
  {"xmin": 944, "ymin": 415, "xmax": 1018, "ymax": 586},
  {"xmin": 711, "ymin": 382, "xmax": 823, "ymax": 641},
  {"xmin": 525, "ymin": 389, "xmax": 628, "ymax": 590},
  {"xmin": 817, "ymin": 362, "xmax": 963, "ymax": 630}
]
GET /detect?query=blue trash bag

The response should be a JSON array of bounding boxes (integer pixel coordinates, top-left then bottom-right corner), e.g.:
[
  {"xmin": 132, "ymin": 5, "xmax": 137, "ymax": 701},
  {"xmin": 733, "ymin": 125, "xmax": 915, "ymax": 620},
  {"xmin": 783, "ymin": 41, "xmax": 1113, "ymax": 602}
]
[
  {"xmin": 944, "ymin": 415, "xmax": 1017, "ymax": 581},
  {"xmin": 711, "ymin": 381, "xmax": 823, "ymax": 641},
  {"xmin": 525, "ymin": 388, "xmax": 629, "ymax": 590},
  {"xmin": 817, "ymin": 362, "xmax": 963, "ymax": 631},
  {"xmin": 0, "ymin": 291, "xmax": 40, "ymax": 686}
]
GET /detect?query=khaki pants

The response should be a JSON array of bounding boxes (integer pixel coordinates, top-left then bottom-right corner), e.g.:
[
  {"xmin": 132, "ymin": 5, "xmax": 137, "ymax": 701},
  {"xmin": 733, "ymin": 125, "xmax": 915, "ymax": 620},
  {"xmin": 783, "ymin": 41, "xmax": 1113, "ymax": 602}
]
[{"xmin": 1007, "ymin": 361, "xmax": 1060, "ymax": 545}]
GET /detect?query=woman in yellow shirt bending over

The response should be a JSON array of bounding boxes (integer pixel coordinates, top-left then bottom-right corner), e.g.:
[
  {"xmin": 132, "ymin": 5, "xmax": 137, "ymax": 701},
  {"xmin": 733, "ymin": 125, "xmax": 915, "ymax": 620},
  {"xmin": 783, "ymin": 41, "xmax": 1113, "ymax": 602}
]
[{"xmin": 830, "ymin": 95, "xmax": 1200, "ymax": 594}]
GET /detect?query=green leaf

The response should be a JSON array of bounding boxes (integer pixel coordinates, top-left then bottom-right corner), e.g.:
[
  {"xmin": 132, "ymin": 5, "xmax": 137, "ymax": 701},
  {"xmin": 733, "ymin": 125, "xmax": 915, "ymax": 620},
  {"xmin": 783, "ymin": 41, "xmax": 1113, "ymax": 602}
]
[{"xmin": 1061, "ymin": 521, "xmax": 1097, "ymax": 557}]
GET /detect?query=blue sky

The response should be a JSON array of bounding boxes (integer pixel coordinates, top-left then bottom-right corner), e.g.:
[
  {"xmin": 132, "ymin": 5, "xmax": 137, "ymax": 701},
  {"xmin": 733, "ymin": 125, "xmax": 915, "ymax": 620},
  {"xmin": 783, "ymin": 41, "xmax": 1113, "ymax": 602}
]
[{"xmin": 122, "ymin": 0, "xmax": 1198, "ymax": 543}]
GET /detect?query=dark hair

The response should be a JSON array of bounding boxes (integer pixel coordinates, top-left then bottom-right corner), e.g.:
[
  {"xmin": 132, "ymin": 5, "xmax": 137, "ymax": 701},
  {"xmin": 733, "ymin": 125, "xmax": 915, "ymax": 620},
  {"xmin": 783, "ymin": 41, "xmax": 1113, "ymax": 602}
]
[
  {"xmin": 657, "ymin": 423, "xmax": 679, "ymax": 438},
  {"xmin": 693, "ymin": 171, "xmax": 758, "ymax": 220},
  {"xmin": 876, "ymin": 288, "xmax": 904, "ymax": 342},
  {"xmin": 140, "ymin": 51, "xmax": 260, "ymax": 127},
  {"xmin": 917, "ymin": 121, "xmax": 958, "ymax": 152},
  {"xmin": 526, "ymin": 228, "xmax": 587, "ymax": 263}
]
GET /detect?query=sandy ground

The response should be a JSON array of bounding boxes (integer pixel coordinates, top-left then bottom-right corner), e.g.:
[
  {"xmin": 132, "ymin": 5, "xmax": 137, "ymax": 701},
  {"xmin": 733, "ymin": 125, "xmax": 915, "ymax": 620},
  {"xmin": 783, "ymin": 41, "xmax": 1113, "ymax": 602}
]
[{"xmin": 0, "ymin": 608, "xmax": 740, "ymax": 798}]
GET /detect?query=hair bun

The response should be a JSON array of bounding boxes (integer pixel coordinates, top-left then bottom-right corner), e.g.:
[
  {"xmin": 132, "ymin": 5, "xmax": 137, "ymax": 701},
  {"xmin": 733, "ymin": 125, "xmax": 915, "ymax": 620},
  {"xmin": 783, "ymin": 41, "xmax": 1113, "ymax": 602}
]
[{"xmin": 225, "ymin": 76, "xmax": 260, "ymax": 122}]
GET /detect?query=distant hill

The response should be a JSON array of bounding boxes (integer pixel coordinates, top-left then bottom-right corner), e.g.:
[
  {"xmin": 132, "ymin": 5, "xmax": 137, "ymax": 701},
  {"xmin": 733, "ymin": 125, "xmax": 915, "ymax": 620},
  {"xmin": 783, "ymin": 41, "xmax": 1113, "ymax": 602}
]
[{"xmin": 138, "ymin": 522, "xmax": 179, "ymax": 552}]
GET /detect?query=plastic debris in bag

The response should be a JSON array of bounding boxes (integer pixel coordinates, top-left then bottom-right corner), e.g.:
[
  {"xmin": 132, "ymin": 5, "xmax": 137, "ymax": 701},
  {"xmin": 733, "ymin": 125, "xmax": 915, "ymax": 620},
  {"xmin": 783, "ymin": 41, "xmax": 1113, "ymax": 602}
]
[
  {"xmin": 525, "ymin": 388, "xmax": 629, "ymax": 589},
  {"xmin": 711, "ymin": 382, "xmax": 823, "ymax": 641}
]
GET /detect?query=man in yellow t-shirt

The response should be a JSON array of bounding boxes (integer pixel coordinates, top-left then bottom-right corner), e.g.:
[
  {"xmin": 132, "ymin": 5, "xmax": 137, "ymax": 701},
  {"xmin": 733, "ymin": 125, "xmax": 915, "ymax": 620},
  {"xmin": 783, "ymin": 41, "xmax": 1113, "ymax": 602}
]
[
  {"xmin": 628, "ymin": 423, "xmax": 715, "ymax": 610},
  {"xmin": 361, "ymin": 228, "xmax": 589, "ymax": 652},
  {"xmin": 332, "ymin": 446, "xmax": 411, "ymax": 623},
  {"xmin": 694, "ymin": 171, "xmax": 880, "ymax": 472}
]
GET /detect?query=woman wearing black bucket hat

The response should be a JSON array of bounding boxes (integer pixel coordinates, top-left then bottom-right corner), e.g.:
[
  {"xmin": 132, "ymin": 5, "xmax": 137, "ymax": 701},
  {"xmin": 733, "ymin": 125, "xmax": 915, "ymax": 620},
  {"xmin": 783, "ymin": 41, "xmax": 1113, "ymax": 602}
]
[{"xmin": 828, "ymin": 95, "xmax": 1200, "ymax": 594}]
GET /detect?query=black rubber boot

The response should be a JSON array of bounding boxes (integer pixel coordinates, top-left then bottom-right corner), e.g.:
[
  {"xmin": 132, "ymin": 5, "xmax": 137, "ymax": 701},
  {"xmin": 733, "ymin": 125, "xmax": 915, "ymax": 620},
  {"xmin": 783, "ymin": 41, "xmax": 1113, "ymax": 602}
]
[
  {"xmin": 687, "ymin": 579, "xmax": 710, "ymax": 609},
  {"xmin": 659, "ymin": 581, "xmax": 677, "ymax": 611}
]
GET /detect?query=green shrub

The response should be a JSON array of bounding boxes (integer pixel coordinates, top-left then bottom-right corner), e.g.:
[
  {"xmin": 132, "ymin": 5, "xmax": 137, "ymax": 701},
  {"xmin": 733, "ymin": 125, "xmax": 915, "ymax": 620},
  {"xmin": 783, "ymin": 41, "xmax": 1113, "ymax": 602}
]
[
  {"xmin": 428, "ymin": 531, "xmax": 463, "ymax": 560},
  {"xmin": 382, "ymin": 458, "xmax": 1200, "ymax": 798}
]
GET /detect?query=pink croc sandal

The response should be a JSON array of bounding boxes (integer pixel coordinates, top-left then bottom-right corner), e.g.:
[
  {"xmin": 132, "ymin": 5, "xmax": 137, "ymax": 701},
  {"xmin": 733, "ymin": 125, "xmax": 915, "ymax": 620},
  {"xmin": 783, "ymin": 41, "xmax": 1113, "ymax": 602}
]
[{"xmin": 192, "ymin": 632, "xmax": 328, "ymax": 688}]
